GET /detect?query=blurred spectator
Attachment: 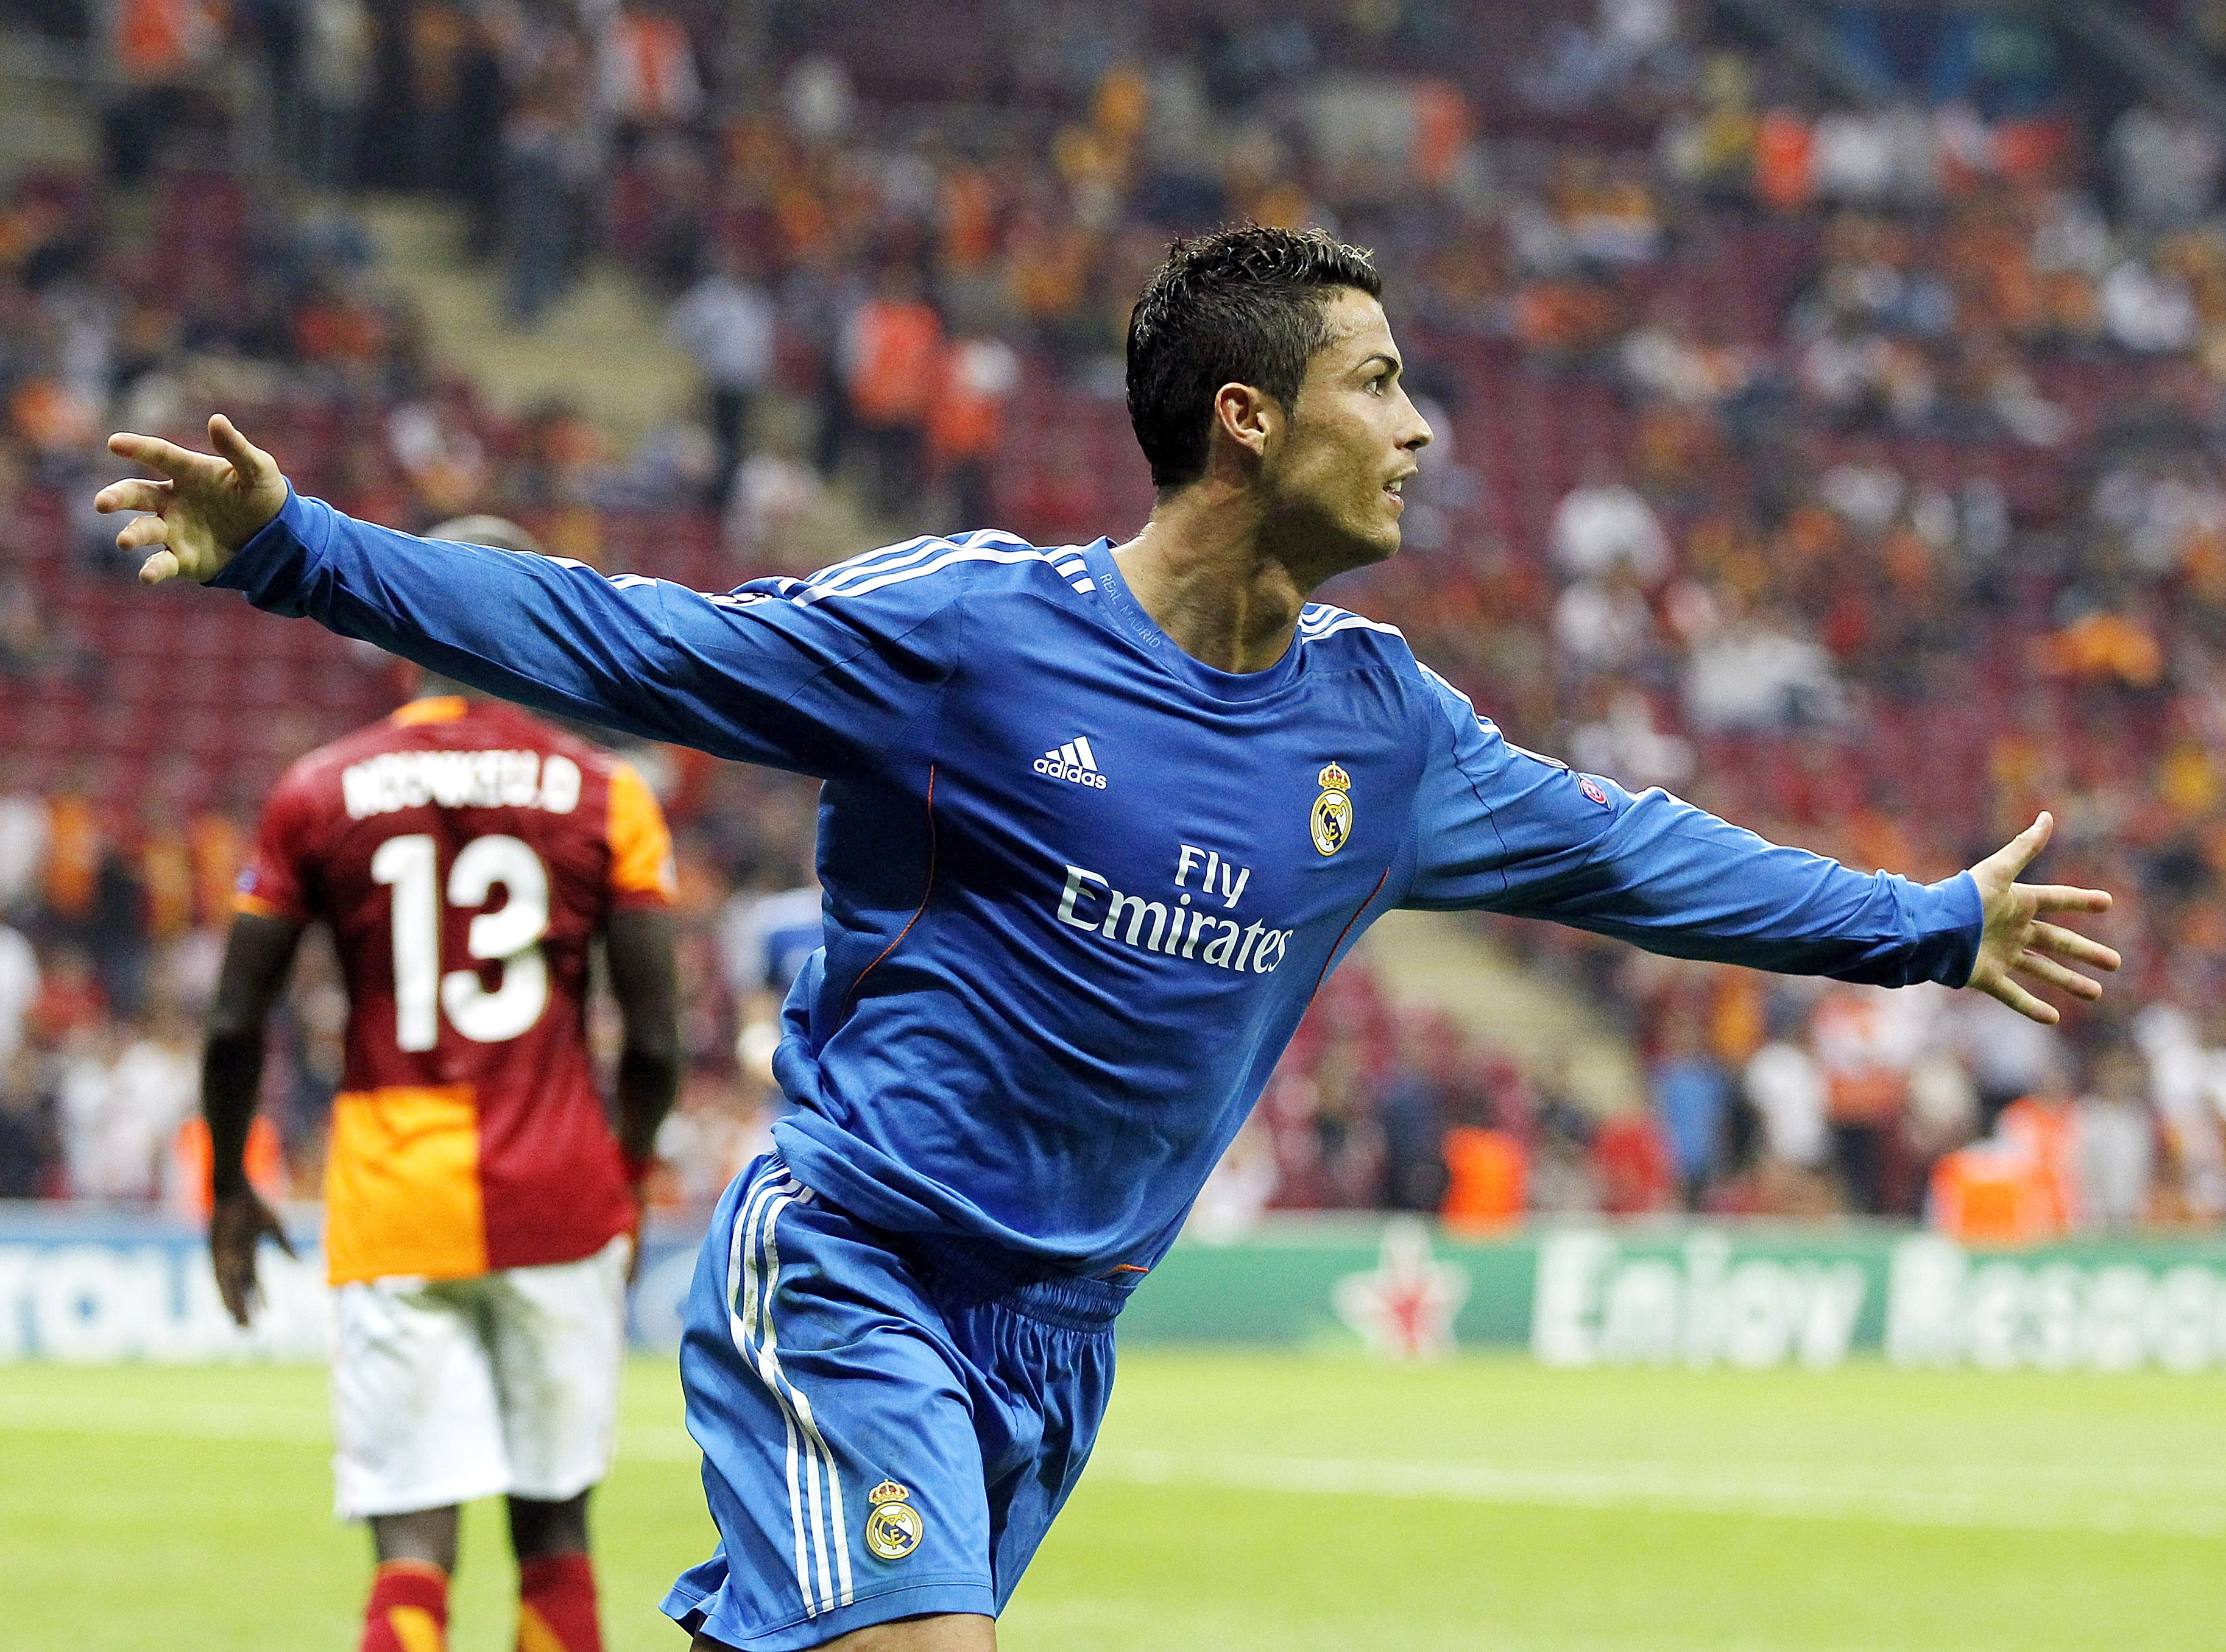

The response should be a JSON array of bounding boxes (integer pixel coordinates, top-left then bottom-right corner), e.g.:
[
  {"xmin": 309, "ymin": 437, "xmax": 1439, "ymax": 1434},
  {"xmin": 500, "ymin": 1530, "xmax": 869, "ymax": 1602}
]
[
  {"xmin": 668, "ymin": 248, "xmax": 777, "ymax": 507},
  {"xmin": 1744, "ymin": 1004, "xmax": 1831, "ymax": 1172},
  {"xmin": 1811, "ymin": 983, "xmax": 1927, "ymax": 1214},
  {"xmin": 1681, "ymin": 602, "xmax": 1848, "ymax": 733},
  {"xmin": 0, "ymin": 922, "xmax": 39, "ymax": 1068},
  {"xmin": 2110, "ymin": 105, "xmax": 2222, "ymax": 231},
  {"xmin": 1550, "ymin": 464, "xmax": 1671, "ymax": 583},
  {"xmin": 930, "ymin": 334, "xmax": 1022, "ymax": 532},
  {"xmin": 500, "ymin": 12, "xmax": 596, "ymax": 326},
  {"xmin": 1553, "ymin": 560, "xmax": 1659, "ymax": 680},
  {"xmin": 2076, "ymin": 1040, "xmax": 2156, "ymax": 1231},
  {"xmin": 1569, "ymin": 685, "xmax": 1694, "ymax": 788},
  {"xmin": 57, "ymin": 1003, "xmax": 197, "ymax": 1203},
  {"xmin": 844, "ymin": 265, "xmax": 944, "ymax": 521},
  {"xmin": 300, "ymin": 0, "xmax": 373, "ymax": 191},
  {"xmin": 2133, "ymin": 1001, "xmax": 2226, "ymax": 1220},
  {"xmin": 599, "ymin": 0, "xmax": 704, "ymax": 148},
  {"xmin": 1652, "ymin": 1017, "xmax": 1731, "ymax": 1207},
  {"xmin": 0, "ymin": 774, "xmax": 49, "ymax": 913}
]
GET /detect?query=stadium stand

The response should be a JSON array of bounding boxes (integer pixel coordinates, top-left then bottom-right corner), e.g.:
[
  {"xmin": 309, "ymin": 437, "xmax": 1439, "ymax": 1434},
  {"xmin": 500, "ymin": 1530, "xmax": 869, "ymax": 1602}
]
[{"xmin": 4, "ymin": 0, "xmax": 2225, "ymax": 1236}]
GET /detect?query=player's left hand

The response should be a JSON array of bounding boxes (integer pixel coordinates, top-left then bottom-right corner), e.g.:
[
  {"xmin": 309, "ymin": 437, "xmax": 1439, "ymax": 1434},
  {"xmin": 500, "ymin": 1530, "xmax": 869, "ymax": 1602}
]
[
  {"xmin": 96, "ymin": 414, "xmax": 287, "ymax": 585},
  {"xmin": 209, "ymin": 1187, "xmax": 297, "ymax": 1329},
  {"xmin": 1963, "ymin": 811, "xmax": 2119, "ymax": 1025}
]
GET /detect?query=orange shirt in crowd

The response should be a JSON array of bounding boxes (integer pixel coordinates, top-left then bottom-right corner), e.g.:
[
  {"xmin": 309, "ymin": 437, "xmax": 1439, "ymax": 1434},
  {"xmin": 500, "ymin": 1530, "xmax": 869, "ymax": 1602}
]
[
  {"xmin": 605, "ymin": 9, "xmax": 702, "ymax": 125},
  {"xmin": 846, "ymin": 297, "xmax": 944, "ymax": 426},
  {"xmin": 928, "ymin": 338, "xmax": 1019, "ymax": 465}
]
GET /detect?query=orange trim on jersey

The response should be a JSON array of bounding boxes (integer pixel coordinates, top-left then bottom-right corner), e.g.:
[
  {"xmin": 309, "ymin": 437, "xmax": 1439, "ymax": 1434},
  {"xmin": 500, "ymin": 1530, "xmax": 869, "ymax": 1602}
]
[
  {"xmin": 390, "ymin": 695, "xmax": 470, "ymax": 726},
  {"xmin": 606, "ymin": 761, "xmax": 677, "ymax": 904},
  {"xmin": 323, "ymin": 1085, "xmax": 487, "ymax": 1284},
  {"xmin": 231, "ymin": 891, "xmax": 293, "ymax": 919},
  {"xmin": 1312, "ymin": 867, "xmax": 1391, "ymax": 995}
]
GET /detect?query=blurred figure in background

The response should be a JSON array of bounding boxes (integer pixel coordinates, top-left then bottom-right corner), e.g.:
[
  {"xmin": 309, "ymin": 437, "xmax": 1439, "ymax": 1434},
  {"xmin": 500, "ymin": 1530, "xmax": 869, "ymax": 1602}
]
[
  {"xmin": 1652, "ymin": 1015, "xmax": 1731, "ymax": 1209},
  {"xmin": 667, "ymin": 247, "xmax": 776, "ymax": 508},
  {"xmin": 2076, "ymin": 1037, "xmax": 2155, "ymax": 1232},
  {"xmin": 843, "ymin": 263, "xmax": 944, "ymax": 521}
]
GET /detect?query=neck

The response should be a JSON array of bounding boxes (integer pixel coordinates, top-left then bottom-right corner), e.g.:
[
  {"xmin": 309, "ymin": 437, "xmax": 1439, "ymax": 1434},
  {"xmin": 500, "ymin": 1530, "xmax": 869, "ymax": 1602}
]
[{"xmin": 1111, "ymin": 482, "xmax": 1331, "ymax": 674}]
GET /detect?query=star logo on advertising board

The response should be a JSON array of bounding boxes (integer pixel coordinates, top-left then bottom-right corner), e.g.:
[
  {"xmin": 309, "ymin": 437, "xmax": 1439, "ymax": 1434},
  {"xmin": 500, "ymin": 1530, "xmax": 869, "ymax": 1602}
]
[{"xmin": 1332, "ymin": 1218, "xmax": 1471, "ymax": 1361}]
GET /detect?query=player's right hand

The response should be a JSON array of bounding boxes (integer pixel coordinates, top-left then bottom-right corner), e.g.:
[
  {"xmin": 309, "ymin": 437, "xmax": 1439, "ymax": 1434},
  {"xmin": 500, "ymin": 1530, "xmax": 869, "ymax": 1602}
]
[
  {"xmin": 97, "ymin": 414, "xmax": 288, "ymax": 586},
  {"xmin": 209, "ymin": 1187, "xmax": 297, "ymax": 1329}
]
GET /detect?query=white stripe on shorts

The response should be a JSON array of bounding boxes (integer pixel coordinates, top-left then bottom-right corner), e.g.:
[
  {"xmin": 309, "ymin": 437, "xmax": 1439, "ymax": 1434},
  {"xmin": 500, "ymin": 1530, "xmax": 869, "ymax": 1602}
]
[{"xmin": 727, "ymin": 1164, "xmax": 852, "ymax": 1616}]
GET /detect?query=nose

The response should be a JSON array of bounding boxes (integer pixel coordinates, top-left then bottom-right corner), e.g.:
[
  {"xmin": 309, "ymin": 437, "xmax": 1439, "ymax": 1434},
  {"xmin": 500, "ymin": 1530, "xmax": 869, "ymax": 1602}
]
[{"xmin": 1401, "ymin": 390, "xmax": 1432, "ymax": 453}]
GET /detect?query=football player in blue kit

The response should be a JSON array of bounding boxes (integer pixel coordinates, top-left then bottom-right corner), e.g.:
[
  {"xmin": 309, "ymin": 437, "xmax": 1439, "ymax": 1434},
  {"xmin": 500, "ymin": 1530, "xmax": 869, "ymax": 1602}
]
[{"xmin": 101, "ymin": 226, "xmax": 2119, "ymax": 1652}]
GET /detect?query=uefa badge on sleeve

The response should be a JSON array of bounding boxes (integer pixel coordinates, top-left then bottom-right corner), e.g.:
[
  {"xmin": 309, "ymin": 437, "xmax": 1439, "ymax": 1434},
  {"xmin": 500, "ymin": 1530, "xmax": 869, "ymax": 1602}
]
[
  {"xmin": 864, "ymin": 1480, "xmax": 924, "ymax": 1561},
  {"xmin": 1311, "ymin": 762, "xmax": 1354, "ymax": 856}
]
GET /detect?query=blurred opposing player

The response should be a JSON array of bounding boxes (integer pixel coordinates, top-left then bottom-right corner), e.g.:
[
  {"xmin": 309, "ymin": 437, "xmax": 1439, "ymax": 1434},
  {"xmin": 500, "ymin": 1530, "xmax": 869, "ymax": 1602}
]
[
  {"xmin": 199, "ymin": 517, "xmax": 680, "ymax": 1652},
  {"xmin": 107, "ymin": 227, "xmax": 2118, "ymax": 1651}
]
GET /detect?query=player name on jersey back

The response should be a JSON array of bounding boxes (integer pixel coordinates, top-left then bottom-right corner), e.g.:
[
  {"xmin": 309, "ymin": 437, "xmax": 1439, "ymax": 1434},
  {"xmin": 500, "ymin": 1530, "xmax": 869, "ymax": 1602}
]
[{"xmin": 342, "ymin": 747, "xmax": 584, "ymax": 820}]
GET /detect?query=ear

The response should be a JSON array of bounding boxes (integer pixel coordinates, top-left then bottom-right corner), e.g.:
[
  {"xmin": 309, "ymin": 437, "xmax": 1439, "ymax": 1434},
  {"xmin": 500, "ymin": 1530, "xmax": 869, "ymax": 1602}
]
[{"xmin": 1210, "ymin": 382, "xmax": 1278, "ymax": 464}]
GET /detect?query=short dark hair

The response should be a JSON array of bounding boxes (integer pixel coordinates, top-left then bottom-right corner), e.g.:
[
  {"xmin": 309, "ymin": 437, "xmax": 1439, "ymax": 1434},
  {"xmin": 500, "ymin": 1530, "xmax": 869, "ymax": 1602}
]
[{"xmin": 1125, "ymin": 225, "xmax": 1382, "ymax": 490}]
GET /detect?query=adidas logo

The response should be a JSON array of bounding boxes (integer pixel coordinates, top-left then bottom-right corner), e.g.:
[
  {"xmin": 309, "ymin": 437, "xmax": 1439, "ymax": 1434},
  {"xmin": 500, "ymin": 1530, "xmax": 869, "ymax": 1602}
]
[{"xmin": 1032, "ymin": 735, "xmax": 1109, "ymax": 789}]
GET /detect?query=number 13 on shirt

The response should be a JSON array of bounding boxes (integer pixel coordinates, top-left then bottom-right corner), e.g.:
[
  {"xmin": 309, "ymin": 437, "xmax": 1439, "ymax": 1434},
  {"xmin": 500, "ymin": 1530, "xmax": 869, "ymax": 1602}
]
[{"xmin": 370, "ymin": 832, "xmax": 551, "ymax": 1050}]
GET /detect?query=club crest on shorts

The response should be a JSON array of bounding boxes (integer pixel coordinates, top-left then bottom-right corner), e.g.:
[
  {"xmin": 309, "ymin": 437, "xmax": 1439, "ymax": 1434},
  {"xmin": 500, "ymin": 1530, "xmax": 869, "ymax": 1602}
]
[
  {"xmin": 864, "ymin": 1479, "xmax": 924, "ymax": 1561},
  {"xmin": 1311, "ymin": 761, "xmax": 1354, "ymax": 857}
]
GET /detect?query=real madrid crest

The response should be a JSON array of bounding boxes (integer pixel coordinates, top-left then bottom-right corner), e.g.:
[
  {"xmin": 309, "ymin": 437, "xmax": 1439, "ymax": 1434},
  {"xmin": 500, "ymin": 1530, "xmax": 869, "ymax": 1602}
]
[
  {"xmin": 1311, "ymin": 761, "xmax": 1354, "ymax": 857},
  {"xmin": 864, "ymin": 1479, "xmax": 924, "ymax": 1561}
]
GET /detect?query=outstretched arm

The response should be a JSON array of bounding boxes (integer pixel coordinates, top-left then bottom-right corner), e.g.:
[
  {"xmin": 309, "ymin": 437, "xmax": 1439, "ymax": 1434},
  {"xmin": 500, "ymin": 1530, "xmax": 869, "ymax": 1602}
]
[
  {"xmin": 1404, "ymin": 685, "xmax": 2117, "ymax": 1025},
  {"xmin": 98, "ymin": 419, "xmax": 957, "ymax": 775}
]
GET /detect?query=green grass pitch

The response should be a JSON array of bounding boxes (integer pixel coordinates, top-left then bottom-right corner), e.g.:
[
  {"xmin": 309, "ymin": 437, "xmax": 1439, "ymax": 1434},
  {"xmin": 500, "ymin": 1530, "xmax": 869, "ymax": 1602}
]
[{"xmin": 3, "ymin": 1351, "xmax": 2222, "ymax": 1650}]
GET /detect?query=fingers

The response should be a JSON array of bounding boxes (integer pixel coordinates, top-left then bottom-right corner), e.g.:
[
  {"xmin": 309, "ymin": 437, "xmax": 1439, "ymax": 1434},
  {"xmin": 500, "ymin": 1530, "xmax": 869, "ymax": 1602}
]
[
  {"xmin": 208, "ymin": 413, "xmax": 273, "ymax": 482},
  {"xmin": 115, "ymin": 512, "xmax": 169, "ymax": 552},
  {"xmin": 2013, "ymin": 947, "xmax": 2104, "ymax": 1001},
  {"xmin": 139, "ymin": 548, "xmax": 183, "ymax": 585},
  {"xmin": 2023, "ymin": 883, "xmax": 2112, "ymax": 916},
  {"xmin": 107, "ymin": 431, "xmax": 214, "ymax": 482},
  {"xmin": 213, "ymin": 1257, "xmax": 256, "ymax": 1329},
  {"xmin": 1982, "ymin": 811, "xmax": 2055, "ymax": 883},
  {"xmin": 1979, "ymin": 973, "xmax": 2060, "ymax": 1026},
  {"xmin": 2029, "ymin": 920, "xmax": 2121, "ymax": 973},
  {"xmin": 94, "ymin": 476, "xmax": 173, "ymax": 515}
]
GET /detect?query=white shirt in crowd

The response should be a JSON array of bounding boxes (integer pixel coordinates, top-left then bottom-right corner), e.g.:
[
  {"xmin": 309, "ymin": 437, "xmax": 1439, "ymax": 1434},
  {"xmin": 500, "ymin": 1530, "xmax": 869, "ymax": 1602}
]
[
  {"xmin": 1549, "ymin": 481, "xmax": 1670, "ymax": 583},
  {"xmin": 59, "ymin": 1033, "xmax": 199, "ymax": 1204},
  {"xmin": 0, "ymin": 925, "xmax": 37, "ymax": 1066},
  {"xmin": 0, "ymin": 792, "xmax": 48, "ymax": 910},
  {"xmin": 1744, "ymin": 1038, "xmax": 1829, "ymax": 1168},
  {"xmin": 2074, "ymin": 1097, "xmax": 2154, "ymax": 1232},
  {"xmin": 668, "ymin": 272, "xmax": 777, "ymax": 393}
]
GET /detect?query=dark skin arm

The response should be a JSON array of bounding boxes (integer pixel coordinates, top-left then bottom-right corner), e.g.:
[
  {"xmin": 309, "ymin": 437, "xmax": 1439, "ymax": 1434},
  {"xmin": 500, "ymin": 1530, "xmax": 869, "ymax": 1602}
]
[
  {"xmin": 603, "ymin": 906, "xmax": 681, "ymax": 1261},
  {"xmin": 203, "ymin": 911, "xmax": 308, "ymax": 1327}
]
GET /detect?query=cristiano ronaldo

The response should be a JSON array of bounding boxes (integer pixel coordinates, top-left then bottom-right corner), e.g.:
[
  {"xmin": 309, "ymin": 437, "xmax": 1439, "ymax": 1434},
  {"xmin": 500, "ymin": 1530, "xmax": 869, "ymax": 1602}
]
[{"xmin": 100, "ymin": 226, "xmax": 2116, "ymax": 1651}]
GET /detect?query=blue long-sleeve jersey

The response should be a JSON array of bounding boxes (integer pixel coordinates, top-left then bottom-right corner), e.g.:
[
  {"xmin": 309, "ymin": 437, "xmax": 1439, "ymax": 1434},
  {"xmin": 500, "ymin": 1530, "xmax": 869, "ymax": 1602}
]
[{"xmin": 218, "ymin": 492, "xmax": 1983, "ymax": 1276}]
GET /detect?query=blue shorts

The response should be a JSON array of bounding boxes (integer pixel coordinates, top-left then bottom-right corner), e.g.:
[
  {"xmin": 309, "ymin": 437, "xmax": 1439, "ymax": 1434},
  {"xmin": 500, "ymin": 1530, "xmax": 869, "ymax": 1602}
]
[{"xmin": 659, "ymin": 1155, "xmax": 1126, "ymax": 1650}]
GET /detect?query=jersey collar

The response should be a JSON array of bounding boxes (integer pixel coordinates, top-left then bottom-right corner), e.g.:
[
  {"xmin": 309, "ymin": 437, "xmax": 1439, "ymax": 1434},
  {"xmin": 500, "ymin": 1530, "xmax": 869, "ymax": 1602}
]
[{"xmin": 1078, "ymin": 541, "xmax": 1307, "ymax": 704}]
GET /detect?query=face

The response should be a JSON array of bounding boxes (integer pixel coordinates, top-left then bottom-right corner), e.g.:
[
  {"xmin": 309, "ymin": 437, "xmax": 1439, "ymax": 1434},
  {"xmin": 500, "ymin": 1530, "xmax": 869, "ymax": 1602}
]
[{"xmin": 1259, "ymin": 288, "xmax": 1432, "ymax": 576}]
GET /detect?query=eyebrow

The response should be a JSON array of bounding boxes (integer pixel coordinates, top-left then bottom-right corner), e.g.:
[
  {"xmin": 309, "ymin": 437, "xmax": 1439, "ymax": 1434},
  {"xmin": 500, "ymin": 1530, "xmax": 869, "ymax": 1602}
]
[{"xmin": 1356, "ymin": 352, "xmax": 1402, "ymax": 378}]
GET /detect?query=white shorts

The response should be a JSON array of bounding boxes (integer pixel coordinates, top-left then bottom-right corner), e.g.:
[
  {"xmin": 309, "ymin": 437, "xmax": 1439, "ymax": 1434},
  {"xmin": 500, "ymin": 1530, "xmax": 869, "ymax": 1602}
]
[{"xmin": 330, "ymin": 1235, "xmax": 631, "ymax": 1519}]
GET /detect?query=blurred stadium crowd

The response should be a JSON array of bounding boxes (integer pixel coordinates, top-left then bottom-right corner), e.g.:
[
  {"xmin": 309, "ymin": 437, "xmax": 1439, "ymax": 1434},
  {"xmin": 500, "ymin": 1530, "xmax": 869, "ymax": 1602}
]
[{"xmin": 6, "ymin": 0, "xmax": 2226, "ymax": 1237}]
